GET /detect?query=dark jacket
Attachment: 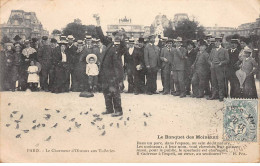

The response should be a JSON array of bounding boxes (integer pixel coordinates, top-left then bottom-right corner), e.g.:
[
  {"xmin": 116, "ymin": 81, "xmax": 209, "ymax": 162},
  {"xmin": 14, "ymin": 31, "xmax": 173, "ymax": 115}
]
[
  {"xmin": 186, "ymin": 48, "xmax": 198, "ymax": 68},
  {"xmin": 37, "ymin": 44, "xmax": 53, "ymax": 67},
  {"xmin": 172, "ymin": 47, "xmax": 187, "ymax": 71},
  {"xmin": 193, "ymin": 50, "xmax": 209, "ymax": 75},
  {"xmin": 160, "ymin": 47, "xmax": 174, "ymax": 68},
  {"xmin": 228, "ymin": 48, "xmax": 240, "ymax": 72},
  {"xmin": 93, "ymin": 45, "xmax": 106, "ymax": 65},
  {"xmin": 99, "ymin": 44, "xmax": 124, "ymax": 86}
]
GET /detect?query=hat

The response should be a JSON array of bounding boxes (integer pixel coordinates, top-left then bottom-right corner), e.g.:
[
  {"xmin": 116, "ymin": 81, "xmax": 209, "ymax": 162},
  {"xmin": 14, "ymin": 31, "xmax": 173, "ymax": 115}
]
[
  {"xmin": 67, "ymin": 35, "xmax": 75, "ymax": 40},
  {"xmin": 129, "ymin": 38, "xmax": 135, "ymax": 44},
  {"xmin": 14, "ymin": 43, "xmax": 21, "ymax": 48},
  {"xmin": 244, "ymin": 47, "xmax": 252, "ymax": 53},
  {"xmin": 138, "ymin": 37, "xmax": 144, "ymax": 43},
  {"xmin": 60, "ymin": 36, "xmax": 67, "ymax": 41},
  {"xmin": 92, "ymin": 38, "xmax": 97, "ymax": 42},
  {"xmin": 86, "ymin": 54, "xmax": 97, "ymax": 64},
  {"xmin": 96, "ymin": 39, "xmax": 101, "ymax": 42},
  {"xmin": 31, "ymin": 38, "xmax": 38, "ymax": 43},
  {"xmin": 85, "ymin": 35, "xmax": 92, "ymax": 40},
  {"xmin": 206, "ymin": 34, "xmax": 212, "ymax": 37},
  {"xmin": 24, "ymin": 40, "xmax": 30, "ymax": 44},
  {"xmin": 161, "ymin": 37, "xmax": 168, "ymax": 41},
  {"xmin": 175, "ymin": 37, "xmax": 182, "ymax": 42},
  {"xmin": 58, "ymin": 40, "xmax": 68, "ymax": 45},
  {"xmin": 50, "ymin": 38, "xmax": 57, "ymax": 43},
  {"xmin": 13, "ymin": 35, "xmax": 22, "ymax": 41},
  {"xmin": 231, "ymin": 39, "xmax": 239, "ymax": 44},
  {"xmin": 77, "ymin": 40, "xmax": 84, "ymax": 45},
  {"xmin": 42, "ymin": 36, "xmax": 48, "ymax": 40},
  {"xmin": 186, "ymin": 40, "xmax": 194, "ymax": 46},
  {"xmin": 215, "ymin": 37, "xmax": 222, "ymax": 41}
]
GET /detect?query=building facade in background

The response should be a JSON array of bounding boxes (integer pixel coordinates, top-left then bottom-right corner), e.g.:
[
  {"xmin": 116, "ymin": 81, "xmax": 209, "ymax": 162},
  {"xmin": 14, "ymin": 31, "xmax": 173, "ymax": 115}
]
[
  {"xmin": 0, "ymin": 10, "xmax": 49, "ymax": 41},
  {"xmin": 106, "ymin": 16, "xmax": 145, "ymax": 39},
  {"xmin": 204, "ymin": 25, "xmax": 236, "ymax": 37}
]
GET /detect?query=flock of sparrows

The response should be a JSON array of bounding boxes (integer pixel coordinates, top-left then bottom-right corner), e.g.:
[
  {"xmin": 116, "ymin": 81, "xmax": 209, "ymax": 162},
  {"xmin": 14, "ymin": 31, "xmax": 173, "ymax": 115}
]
[{"xmin": 5, "ymin": 102, "xmax": 152, "ymax": 143}]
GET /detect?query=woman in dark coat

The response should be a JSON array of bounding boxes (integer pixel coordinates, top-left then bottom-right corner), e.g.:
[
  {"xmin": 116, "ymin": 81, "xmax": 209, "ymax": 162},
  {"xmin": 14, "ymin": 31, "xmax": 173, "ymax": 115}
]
[{"xmin": 52, "ymin": 41, "xmax": 71, "ymax": 93}]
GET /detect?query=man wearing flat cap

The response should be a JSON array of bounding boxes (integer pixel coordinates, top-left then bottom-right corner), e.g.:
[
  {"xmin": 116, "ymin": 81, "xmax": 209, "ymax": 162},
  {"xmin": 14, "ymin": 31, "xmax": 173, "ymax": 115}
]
[
  {"xmin": 95, "ymin": 15, "xmax": 125, "ymax": 117},
  {"xmin": 208, "ymin": 37, "xmax": 229, "ymax": 101},
  {"xmin": 144, "ymin": 34, "xmax": 160, "ymax": 95},
  {"xmin": 37, "ymin": 36, "xmax": 53, "ymax": 92}
]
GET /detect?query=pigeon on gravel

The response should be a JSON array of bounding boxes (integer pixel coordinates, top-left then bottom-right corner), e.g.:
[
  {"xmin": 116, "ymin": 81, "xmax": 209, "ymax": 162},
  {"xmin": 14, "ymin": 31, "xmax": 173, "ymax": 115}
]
[
  {"xmin": 45, "ymin": 108, "xmax": 50, "ymax": 111},
  {"xmin": 84, "ymin": 112, "xmax": 89, "ymax": 115},
  {"xmin": 10, "ymin": 114, "xmax": 13, "ymax": 118},
  {"xmin": 6, "ymin": 124, "xmax": 11, "ymax": 127},
  {"xmin": 32, "ymin": 125, "xmax": 37, "ymax": 130},
  {"xmin": 117, "ymin": 123, "xmax": 119, "ymax": 128},
  {"xmin": 56, "ymin": 110, "xmax": 60, "ymax": 113},
  {"xmin": 63, "ymin": 116, "xmax": 67, "ymax": 119},
  {"xmin": 51, "ymin": 123, "xmax": 58, "ymax": 128},
  {"xmin": 19, "ymin": 114, "xmax": 23, "ymax": 120},
  {"xmin": 15, "ymin": 124, "xmax": 19, "ymax": 129},
  {"xmin": 129, "ymin": 109, "xmax": 131, "ymax": 111},
  {"xmin": 16, "ymin": 134, "xmax": 21, "ymax": 138},
  {"xmin": 42, "ymin": 124, "xmax": 46, "ymax": 127},
  {"xmin": 127, "ymin": 117, "xmax": 130, "ymax": 121},
  {"xmin": 91, "ymin": 122, "xmax": 95, "ymax": 125},
  {"xmin": 14, "ymin": 120, "xmax": 21, "ymax": 123},
  {"xmin": 80, "ymin": 112, "xmax": 83, "ymax": 115},
  {"xmin": 37, "ymin": 123, "xmax": 41, "ymax": 128},
  {"xmin": 66, "ymin": 127, "xmax": 71, "ymax": 132},
  {"xmin": 70, "ymin": 118, "xmax": 75, "ymax": 122},
  {"xmin": 124, "ymin": 121, "xmax": 127, "ymax": 126},
  {"xmin": 110, "ymin": 123, "xmax": 113, "ymax": 127},
  {"xmin": 101, "ymin": 131, "xmax": 106, "ymax": 136},
  {"xmin": 8, "ymin": 103, "xmax": 11, "ymax": 106},
  {"xmin": 45, "ymin": 136, "xmax": 51, "ymax": 141},
  {"xmin": 23, "ymin": 130, "xmax": 29, "ymax": 133},
  {"xmin": 102, "ymin": 125, "xmax": 105, "ymax": 129},
  {"xmin": 44, "ymin": 114, "xmax": 51, "ymax": 120},
  {"xmin": 33, "ymin": 120, "xmax": 37, "ymax": 123},
  {"xmin": 144, "ymin": 121, "xmax": 147, "ymax": 126},
  {"xmin": 119, "ymin": 117, "xmax": 123, "ymax": 120},
  {"xmin": 75, "ymin": 122, "xmax": 81, "ymax": 128},
  {"xmin": 12, "ymin": 111, "xmax": 18, "ymax": 114}
]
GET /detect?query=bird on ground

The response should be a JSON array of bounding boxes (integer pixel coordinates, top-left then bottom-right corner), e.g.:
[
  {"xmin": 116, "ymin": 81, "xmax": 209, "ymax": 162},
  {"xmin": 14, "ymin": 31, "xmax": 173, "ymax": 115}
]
[
  {"xmin": 119, "ymin": 117, "xmax": 123, "ymax": 120},
  {"xmin": 51, "ymin": 123, "xmax": 58, "ymax": 128},
  {"xmin": 144, "ymin": 121, "xmax": 147, "ymax": 126},
  {"xmin": 66, "ymin": 127, "xmax": 71, "ymax": 132},
  {"xmin": 8, "ymin": 103, "xmax": 11, "ymax": 106},
  {"xmin": 6, "ymin": 124, "xmax": 11, "ymax": 127},
  {"xmin": 33, "ymin": 120, "xmax": 37, "ymax": 123},
  {"xmin": 124, "ymin": 121, "xmax": 127, "ymax": 126},
  {"xmin": 75, "ymin": 122, "xmax": 81, "ymax": 128},
  {"xmin": 91, "ymin": 122, "xmax": 95, "ymax": 125},
  {"xmin": 117, "ymin": 123, "xmax": 119, "ymax": 128},
  {"xmin": 56, "ymin": 110, "xmax": 60, "ymax": 113},
  {"xmin": 36, "ymin": 124, "xmax": 41, "ymax": 128},
  {"xmin": 12, "ymin": 111, "xmax": 18, "ymax": 114},
  {"xmin": 45, "ymin": 108, "xmax": 50, "ymax": 111},
  {"xmin": 42, "ymin": 124, "xmax": 46, "ymax": 127},
  {"xmin": 15, "ymin": 124, "xmax": 19, "ymax": 129},
  {"xmin": 80, "ymin": 112, "xmax": 83, "ymax": 115},
  {"xmin": 149, "ymin": 113, "xmax": 152, "ymax": 116},
  {"xmin": 102, "ymin": 125, "xmax": 105, "ymax": 129},
  {"xmin": 45, "ymin": 136, "xmax": 51, "ymax": 141},
  {"xmin": 23, "ymin": 130, "xmax": 29, "ymax": 133},
  {"xmin": 19, "ymin": 114, "xmax": 23, "ymax": 120},
  {"xmin": 32, "ymin": 125, "xmax": 37, "ymax": 130},
  {"xmin": 16, "ymin": 134, "xmax": 21, "ymax": 138},
  {"xmin": 10, "ymin": 114, "xmax": 13, "ymax": 118},
  {"xmin": 70, "ymin": 118, "xmax": 75, "ymax": 122},
  {"xmin": 90, "ymin": 108, "xmax": 92, "ymax": 111},
  {"xmin": 44, "ymin": 114, "xmax": 51, "ymax": 120},
  {"xmin": 84, "ymin": 112, "xmax": 89, "ymax": 115},
  {"xmin": 63, "ymin": 116, "xmax": 67, "ymax": 119},
  {"xmin": 127, "ymin": 117, "xmax": 130, "ymax": 121},
  {"xmin": 129, "ymin": 109, "xmax": 131, "ymax": 111},
  {"xmin": 14, "ymin": 120, "xmax": 21, "ymax": 123},
  {"xmin": 101, "ymin": 131, "xmax": 106, "ymax": 136},
  {"xmin": 110, "ymin": 123, "xmax": 113, "ymax": 127}
]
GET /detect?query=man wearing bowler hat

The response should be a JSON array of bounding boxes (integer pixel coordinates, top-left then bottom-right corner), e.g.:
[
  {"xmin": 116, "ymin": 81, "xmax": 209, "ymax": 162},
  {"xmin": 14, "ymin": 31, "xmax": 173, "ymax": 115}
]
[{"xmin": 144, "ymin": 34, "xmax": 160, "ymax": 95}]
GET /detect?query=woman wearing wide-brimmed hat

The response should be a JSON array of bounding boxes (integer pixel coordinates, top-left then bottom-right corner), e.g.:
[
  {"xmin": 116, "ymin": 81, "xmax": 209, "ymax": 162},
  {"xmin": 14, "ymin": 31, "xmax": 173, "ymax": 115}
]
[{"xmin": 52, "ymin": 40, "xmax": 72, "ymax": 93}]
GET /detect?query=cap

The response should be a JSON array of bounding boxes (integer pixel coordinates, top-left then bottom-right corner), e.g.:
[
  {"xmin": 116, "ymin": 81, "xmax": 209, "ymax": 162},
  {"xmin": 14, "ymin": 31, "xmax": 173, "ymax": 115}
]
[
  {"xmin": 77, "ymin": 40, "xmax": 84, "ymax": 45},
  {"xmin": 85, "ymin": 35, "xmax": 92, "ymax": 40},
  {"xmin": 24, "ymin": 40, "xmax": 30, "ymax": 44},
  {"xmin": 58, "ymin": 40, "xmax": 68, "ymax": 45},
  {"xmin": 175, "ymin": 37, "xmax": 182, "ymax": 42},
  {"xmin": 13, "ymin": 35, "xmax": 22, "ymax": 41},
  {"xmin": 138, "ymin": 37, "xmax": 144, "ymax": 43},
  {"xmin": 129, "ymin": 38, "xmax": 135, "ymax": 44},
  {"xmin": 42, "ymin": 36, "xmax": 48, "ymax": 40},
  {"xmin": 67, "ymin": 35, "xmax": 75, "ymax": 40},
  {"xmin": 50, "ymin": 38, "xmax": 57, "ymax": 43}
]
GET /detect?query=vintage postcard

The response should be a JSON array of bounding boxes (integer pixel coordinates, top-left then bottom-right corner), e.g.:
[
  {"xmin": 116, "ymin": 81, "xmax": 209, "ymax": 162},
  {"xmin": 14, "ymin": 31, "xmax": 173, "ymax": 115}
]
[{"xmin": 0, "ymin": 0, "xmax": 259, "ymax": 163}]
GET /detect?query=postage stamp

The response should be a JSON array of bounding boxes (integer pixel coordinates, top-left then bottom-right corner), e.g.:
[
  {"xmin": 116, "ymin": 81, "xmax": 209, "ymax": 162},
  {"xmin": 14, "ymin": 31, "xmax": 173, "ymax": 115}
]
[{"xmin": 223, "ymin": 99, "xmax": 258, "ymax": 142}]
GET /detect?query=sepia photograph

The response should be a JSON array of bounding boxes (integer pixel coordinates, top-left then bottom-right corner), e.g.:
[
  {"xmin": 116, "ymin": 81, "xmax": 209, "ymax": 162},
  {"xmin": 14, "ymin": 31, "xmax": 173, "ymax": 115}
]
[{"xmin": 0, "ymin": 0, "xmax": 259, "ymax": 163}]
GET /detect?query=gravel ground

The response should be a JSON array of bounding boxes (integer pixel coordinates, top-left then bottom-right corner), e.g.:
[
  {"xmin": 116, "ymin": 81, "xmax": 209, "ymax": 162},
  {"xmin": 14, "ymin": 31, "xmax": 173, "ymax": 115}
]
[{"xmin": 0, "ymin": 80, "xmax": 259, "ymax": 162}]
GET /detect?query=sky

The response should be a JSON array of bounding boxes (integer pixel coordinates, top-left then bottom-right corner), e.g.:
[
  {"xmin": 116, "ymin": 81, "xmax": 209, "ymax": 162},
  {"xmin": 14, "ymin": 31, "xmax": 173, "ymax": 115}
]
[{"xmin": 1, "ymin": 0, "xmax": 260, "ymax": 33}]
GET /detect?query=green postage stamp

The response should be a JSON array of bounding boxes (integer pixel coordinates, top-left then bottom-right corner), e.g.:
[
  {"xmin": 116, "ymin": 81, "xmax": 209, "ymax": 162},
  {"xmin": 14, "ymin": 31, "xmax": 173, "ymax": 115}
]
[{"xmin": 223, "ymin": 99, "xmax": 258, "ymax": 142}]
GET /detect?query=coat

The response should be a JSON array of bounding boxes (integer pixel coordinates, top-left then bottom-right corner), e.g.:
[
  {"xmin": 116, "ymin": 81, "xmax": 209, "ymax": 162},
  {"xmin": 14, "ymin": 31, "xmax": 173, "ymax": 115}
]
[
  {"xmin": 99, "ymin": 43, "xmax": 124, "ymax": 87},
  {"xmin": 37, "ymin": 44, "xmax": 53, "ymax": 68},
  {"xmin": 160, "ymin": 47, "xmax": 174, "ymax": 68},
  {"xmin": 93, "ymin": 45, "xmax": 106, "ymax": 65},
  {"xmin": 144, "ymin": 43, "xmax": 160, "ymax": 68},
  {"xmin": 193, "ymin": 50, "xmax": 210, "ymax": 75},
  {"xmin": 172, "ymin": 47, "xmax": 187, "ymax": 71},
  {"xmin": 228, "ymin": 48, "xmax": 240, "ymax": 74},
  {"xmin": 186, "ymin": 48, "xmax": 198, "ymax": 68},
  {"xmin": 125, "ymin": 47, "xmax": 140, "ymax": 71},
  {"xmin": 208, "ymin": 47, "xmax": 229, "ymax": 67}
]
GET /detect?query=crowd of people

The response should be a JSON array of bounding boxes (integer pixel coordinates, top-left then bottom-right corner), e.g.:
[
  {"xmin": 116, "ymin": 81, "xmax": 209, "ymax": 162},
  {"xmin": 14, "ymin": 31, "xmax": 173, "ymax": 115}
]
[{"xmin": 0, "ymin": 25, "xmax": 259, "ymax": 102}]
